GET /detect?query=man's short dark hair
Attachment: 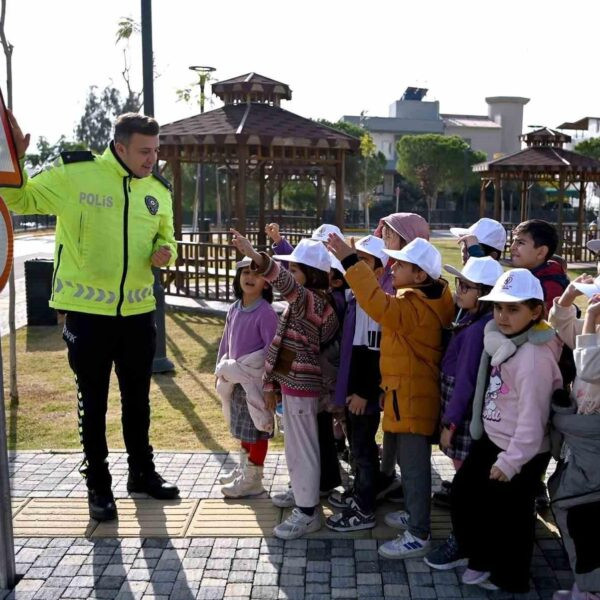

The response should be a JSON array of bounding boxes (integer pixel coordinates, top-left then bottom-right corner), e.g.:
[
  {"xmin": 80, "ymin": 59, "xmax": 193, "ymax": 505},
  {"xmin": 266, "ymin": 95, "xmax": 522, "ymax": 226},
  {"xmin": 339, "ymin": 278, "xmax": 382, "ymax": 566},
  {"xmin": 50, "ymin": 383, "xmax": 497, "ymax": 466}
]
[
  {"xmin": 513, "ymin": 219, "xmax": 558, "ymax": 261},
  {"xmin": 114, "ymin": 113, "xmax": 159, "ymax": 145}
]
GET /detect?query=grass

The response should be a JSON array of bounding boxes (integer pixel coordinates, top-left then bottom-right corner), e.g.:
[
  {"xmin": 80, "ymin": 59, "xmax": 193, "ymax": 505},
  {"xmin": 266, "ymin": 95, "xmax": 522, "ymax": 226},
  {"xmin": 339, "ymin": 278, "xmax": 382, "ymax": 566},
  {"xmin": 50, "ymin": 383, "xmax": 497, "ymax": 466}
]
[{"xmin": 3, "ymin": 238, "xmax": 593, "ymax": 451}]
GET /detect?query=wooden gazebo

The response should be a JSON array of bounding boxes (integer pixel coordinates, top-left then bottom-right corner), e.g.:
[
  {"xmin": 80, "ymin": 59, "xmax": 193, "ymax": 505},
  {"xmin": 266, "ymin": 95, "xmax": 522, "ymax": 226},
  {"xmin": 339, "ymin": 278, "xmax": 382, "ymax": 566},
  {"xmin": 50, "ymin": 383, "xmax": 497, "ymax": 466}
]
[
  {"xmin": 158, "ymin": 73, "xmax": 359, "ymax": 240},
  {"xmin": 473, "ymin": 127, "xmax": 600, "ymax": 255}
]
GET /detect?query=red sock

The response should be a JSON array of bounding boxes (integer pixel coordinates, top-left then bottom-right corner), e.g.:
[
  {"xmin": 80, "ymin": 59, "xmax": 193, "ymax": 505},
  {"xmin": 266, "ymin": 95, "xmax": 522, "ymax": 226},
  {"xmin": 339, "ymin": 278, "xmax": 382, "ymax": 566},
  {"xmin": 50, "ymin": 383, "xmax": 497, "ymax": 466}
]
[{"xmin": 241, "ymin": 440, "xmax": 268, "ymax": 466}]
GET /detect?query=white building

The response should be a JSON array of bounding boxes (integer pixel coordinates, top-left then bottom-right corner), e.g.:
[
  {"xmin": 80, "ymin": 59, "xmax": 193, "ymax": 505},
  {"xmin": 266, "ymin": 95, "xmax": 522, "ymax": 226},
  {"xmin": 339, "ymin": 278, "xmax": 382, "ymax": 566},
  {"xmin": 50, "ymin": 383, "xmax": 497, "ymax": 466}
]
[{"xmin": 342, "ymin": 88, "xmax": 529, "ymax": 197}]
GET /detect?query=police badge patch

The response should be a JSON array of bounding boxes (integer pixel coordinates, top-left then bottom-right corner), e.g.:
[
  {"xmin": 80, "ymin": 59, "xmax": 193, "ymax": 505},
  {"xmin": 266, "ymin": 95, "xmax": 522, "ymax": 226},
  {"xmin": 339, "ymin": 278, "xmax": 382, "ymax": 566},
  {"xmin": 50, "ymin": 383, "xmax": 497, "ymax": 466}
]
[{"xmin": 145, "ymin": 195, "xmax": 159, "ymax": 215}]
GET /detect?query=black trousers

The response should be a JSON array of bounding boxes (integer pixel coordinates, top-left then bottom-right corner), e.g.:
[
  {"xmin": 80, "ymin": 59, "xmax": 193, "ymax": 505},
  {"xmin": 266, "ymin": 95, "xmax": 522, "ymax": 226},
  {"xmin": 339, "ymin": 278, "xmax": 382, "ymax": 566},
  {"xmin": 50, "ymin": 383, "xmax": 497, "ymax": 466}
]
[
  {"xmin": 317, "ymin": 411, "xmax": 342, "ymax": 492},
  {"xmin": 348, "ymin": 410, "xmax": 381, "ymax": 514},
  {"xmin": 63, "ymin": 310, "xmax": 157, "ymax": 491},
  {"xmin": 451, "ymin": 433, "xmax": 549, "ymax": 593}
]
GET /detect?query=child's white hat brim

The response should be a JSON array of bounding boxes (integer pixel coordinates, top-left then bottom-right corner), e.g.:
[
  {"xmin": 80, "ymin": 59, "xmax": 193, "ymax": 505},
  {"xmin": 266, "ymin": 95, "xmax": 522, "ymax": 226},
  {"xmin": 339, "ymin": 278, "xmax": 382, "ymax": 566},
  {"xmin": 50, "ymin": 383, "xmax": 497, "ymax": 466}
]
[{"xmin": 572, "ymin": 280, "xmax": 600, "ymax": 298}]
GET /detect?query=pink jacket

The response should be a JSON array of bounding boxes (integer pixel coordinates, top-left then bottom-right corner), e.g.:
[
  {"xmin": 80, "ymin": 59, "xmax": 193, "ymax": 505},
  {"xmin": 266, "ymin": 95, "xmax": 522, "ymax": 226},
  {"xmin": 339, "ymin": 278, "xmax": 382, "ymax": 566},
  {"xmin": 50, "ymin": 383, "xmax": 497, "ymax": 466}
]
[{"xmin": 483, "ymin": 335, "xmax": 562, "ymax": 480}]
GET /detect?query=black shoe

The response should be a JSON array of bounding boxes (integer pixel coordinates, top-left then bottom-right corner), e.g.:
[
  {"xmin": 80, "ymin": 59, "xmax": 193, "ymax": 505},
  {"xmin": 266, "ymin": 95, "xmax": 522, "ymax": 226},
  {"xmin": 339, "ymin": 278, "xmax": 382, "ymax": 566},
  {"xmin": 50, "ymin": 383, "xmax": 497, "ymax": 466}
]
[
  {"xmin": 432, "ymin": 485, "xmax": 452, "ymax": 508},
  {"xmin": 127, "ymin": 471, "xmax": 180, "ymax": 499},
  {"xmin": 88, "ymin": 489, "xmax": 117, "ymax": 521}
]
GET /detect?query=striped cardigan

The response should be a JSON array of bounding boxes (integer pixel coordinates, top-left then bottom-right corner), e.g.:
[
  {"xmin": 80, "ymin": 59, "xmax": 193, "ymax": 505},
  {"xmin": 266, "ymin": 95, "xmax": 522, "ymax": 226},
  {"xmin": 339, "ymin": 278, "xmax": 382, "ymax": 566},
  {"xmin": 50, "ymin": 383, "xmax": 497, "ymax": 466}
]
[{"xmin": 256, "ymin": 254, "xmax": 339, "ymax": 395}]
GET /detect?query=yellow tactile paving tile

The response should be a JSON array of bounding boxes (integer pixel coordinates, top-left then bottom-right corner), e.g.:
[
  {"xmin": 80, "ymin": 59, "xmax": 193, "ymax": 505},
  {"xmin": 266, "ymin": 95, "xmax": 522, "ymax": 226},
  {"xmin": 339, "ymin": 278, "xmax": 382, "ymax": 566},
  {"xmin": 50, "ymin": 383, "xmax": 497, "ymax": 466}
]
[
  {"xmin": 187, "ymin": 498, "xmax": 281, "ymax": 537},
  {"xmin": 10, "ymin": 498, "xmax": 30, "ymax": 517},
  {"xmin": 92, "ymin": 499, "xmax": 198, "ymax": 538},
  {"xmin": 13, "ymin": 498, "xmax": 97, "ymax": 537}
]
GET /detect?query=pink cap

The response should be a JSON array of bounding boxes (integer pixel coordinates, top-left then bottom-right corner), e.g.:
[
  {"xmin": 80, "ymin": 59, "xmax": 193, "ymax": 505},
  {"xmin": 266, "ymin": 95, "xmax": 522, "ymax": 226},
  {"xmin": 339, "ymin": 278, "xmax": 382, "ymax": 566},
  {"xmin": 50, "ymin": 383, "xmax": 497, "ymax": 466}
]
[{"xmin": 374, "ymin": 213, "xmax": 430, "ymax": 243}]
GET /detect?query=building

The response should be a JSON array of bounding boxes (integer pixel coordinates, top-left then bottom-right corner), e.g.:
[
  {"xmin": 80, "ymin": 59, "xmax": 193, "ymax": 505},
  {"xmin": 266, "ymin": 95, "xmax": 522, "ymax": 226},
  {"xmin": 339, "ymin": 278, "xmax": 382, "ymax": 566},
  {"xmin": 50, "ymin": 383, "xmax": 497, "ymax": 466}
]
[{"xmin": 342, "ymin": 89, "xmax": 529, "ymax": 197}]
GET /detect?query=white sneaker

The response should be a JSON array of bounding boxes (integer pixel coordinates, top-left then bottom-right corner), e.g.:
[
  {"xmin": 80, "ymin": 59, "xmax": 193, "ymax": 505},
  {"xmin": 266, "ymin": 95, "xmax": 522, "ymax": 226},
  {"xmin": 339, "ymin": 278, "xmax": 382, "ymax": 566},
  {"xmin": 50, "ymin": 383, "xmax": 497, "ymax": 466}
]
[
  {"xmin": 273, "ymin": 507, "xmax": 321, "ymax": 540},
  {"xmin": 221, "ymin": 464, "xmax": 264, "ymax": 498},
  {"xmin": 271, "ymin": 487, "xmax": 295, "ymax": 508},
  {"xmin": 219, "ymin": 448, "xmax": 248, "ymax": 485},
  {"xmin": 378, "ymin": 530, "xmax": 431, "ymax": 559},
  {"xmin": 384, "ymin": 510, "xmax": 410, "ymax": 529}
]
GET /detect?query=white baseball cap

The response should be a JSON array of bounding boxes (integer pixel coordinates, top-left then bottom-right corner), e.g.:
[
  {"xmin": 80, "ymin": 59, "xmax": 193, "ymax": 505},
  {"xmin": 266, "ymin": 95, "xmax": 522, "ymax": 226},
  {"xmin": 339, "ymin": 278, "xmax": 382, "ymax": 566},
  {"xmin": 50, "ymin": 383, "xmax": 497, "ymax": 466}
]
[
  {"xmin": 479, "ymin": 268, "xmax": 544, "ymax": 303},
  {"xmin": 383, "ymin": 238, "xmax": 442, "ymax": 280},
  {"xmin": 444, "ymin": 257, "xmax": 504, "ymax": 287},
  {"xmin": 355, "ymin": 235, "xmax": 389, "ymax": 268},
  {"xmin": 329, "ymin": 252, "xmax": 345, "ymax": 274},
  {"xmin": 236, "ymin": 257, "xmax": 252, "ymax": 270},
  {"xmin": 450, "ymin": 218, "xmax": 507, "ymax": 252},
  {"xmin": 312, "ymin": 224, "xmax": 343, "ymax": 242},
  {"xmin": 572, "ymin": 275, "xmax": 600, "ymax": 298},
  {"xmin": 273, "ymin": 238, "xmax": 331, "ymax": 273},
  {"xmin": 587, "ymin": 239, "xmax": 600, "ymax": 254}
]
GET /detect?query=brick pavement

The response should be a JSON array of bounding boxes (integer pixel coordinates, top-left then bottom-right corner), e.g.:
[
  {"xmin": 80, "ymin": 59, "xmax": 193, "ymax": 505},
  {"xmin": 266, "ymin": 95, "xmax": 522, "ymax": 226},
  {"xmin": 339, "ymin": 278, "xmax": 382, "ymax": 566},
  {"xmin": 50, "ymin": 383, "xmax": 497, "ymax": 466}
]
[{"xmin": 1, "ymin": 451, "xmax": 573, "ymax": 600}]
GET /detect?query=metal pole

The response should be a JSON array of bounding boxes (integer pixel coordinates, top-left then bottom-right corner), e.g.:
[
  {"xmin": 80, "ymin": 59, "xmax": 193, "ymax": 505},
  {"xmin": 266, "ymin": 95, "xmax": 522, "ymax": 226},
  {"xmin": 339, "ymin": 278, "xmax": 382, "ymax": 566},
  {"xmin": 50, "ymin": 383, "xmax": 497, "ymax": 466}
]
[
  {"xmin": 141, "ymin": 0, "xmax": 174, "ymax": 373},
  {"xmin": 0, "ymin": 326, "xmax": 17, "ymax": 590}
]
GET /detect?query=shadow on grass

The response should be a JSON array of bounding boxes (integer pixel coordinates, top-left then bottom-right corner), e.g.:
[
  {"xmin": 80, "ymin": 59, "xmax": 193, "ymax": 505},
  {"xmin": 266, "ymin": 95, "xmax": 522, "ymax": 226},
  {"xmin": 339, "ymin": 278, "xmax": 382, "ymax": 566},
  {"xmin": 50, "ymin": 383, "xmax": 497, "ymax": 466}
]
[
  {"xmin": 169, "ymin": 312, "xmax": 222, "ymax": 372},
  {"xmin": 25, "ymin": 324, "xmax": 65, "ymax": 353},
  {"xmin": 153, "ymin": 372, "xmax": 226, "ymax": 451}
]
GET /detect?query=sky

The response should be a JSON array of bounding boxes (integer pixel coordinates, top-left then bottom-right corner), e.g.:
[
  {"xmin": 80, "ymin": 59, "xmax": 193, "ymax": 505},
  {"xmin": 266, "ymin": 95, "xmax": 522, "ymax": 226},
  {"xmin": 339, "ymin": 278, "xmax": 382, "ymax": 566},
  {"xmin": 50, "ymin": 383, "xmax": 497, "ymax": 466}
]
[{"xmin": 3, "ymin": 0, "xmax": 600, "ymax": 148}]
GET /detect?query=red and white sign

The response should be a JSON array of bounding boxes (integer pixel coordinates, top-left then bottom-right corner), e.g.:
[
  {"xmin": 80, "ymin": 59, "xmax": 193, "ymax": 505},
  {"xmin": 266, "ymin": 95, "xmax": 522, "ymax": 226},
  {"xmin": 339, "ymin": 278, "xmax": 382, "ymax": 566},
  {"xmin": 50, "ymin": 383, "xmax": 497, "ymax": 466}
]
[
  {"xmin": 0, "ymin": 88, "xmax": 22, "ymax": 188},
  {"xmin": 0, "ymin": 197, "xmax": 13, "ymax": 293}
]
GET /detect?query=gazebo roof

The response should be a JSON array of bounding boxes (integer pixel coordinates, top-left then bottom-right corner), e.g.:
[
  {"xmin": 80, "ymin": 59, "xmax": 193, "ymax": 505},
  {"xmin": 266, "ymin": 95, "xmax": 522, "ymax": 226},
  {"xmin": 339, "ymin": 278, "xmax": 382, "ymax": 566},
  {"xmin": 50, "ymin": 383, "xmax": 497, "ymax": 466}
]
[
  {"xmin": 212, "ymin": 72, "xmax": 292, "ymax": 105},
  {"xmin": 159, "ymin": 103, "xmax": 360, "ymax": 152}
]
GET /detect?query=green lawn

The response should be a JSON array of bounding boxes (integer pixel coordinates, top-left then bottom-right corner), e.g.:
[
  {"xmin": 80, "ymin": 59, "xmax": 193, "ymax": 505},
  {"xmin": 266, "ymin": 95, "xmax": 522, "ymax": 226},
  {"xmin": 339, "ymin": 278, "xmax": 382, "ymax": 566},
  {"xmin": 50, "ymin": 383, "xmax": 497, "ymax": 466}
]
[{"xmin": 3, "ymin": 238, "xmax": 593, "ymax": 451}]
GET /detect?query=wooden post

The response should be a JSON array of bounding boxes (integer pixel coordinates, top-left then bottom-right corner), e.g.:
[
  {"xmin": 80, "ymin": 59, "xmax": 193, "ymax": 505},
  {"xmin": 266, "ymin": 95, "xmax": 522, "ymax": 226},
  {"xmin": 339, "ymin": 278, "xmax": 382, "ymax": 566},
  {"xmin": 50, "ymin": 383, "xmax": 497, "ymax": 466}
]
[
  {"xmin": 278, "ymin": 179, "xmax": 283, "ymax": 215},
  {"xmin": 479, "ymin": 179, "xmax": 486, "ymax": 217},
  {"xmin": 493, "ymin": 175, "xmax": 501, "ymax": 222},
  {"xmin": 335, "ymin": 154, "xmax": 345, "ymax": 229},
  {"xmin": 577, "ymin": 179, "xmax": 586, "ymax": 261},
  {"xmin": 172, "ymin": 159, "xmax": 183, "ymax": 241},
  {"xmin": 557, "ymin": 173, "xmax": 565, "ymax": 255},
  {"xmin": 258, "ymin": 163, "xmax": 266, "ymax": 248},
  {"xmin": 236, "ymin": 146, "xmax": 248, "ymax": 234},
  {"xmin": 316, "ymin": 176, "xmax": 323, "ymax": 220},
  {"xmin": 520, "ymin": 177, "xmax": 528, "ymax": 222}
]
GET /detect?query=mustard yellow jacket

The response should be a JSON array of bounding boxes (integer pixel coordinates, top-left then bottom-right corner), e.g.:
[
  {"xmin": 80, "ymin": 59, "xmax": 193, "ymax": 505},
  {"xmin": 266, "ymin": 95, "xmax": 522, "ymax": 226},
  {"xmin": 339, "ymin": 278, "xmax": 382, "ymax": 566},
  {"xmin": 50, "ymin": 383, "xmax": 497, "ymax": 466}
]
[{"xmin": 345, "ymin": 260, "xmax": 455, "ymax": 435}]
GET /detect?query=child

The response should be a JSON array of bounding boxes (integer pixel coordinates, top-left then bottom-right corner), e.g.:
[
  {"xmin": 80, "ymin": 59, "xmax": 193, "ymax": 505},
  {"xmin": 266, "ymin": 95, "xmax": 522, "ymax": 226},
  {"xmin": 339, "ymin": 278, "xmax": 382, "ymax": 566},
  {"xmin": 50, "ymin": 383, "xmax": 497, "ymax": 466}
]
[
  {"xmin": 424, "ymin": 257, "xmax": 503, "ymax": 568},
  {"xmin": 230, "ymin": 231, "xmax": 339, "ymax": 540},
  {"xmin": 215, "ymin": 258, "xmax": 278, "ymax": 497},
  {"xmin": 326, "ymin": 235, "xmax": 389, "ymax": 531},
  {"xmin": 549, "ymin": 293, "xmax": 600, "ymax": 600},
  {"xmin": 451, "ymin": 269, "xmax": 562, "ymax": 592},
  {"xmin": 510, "ymin": 219, "xmax": 569, "ymax": 311},
  {"xmin": 265, "ymin": 221, "xmax": 344, "ymax": 497},
  {"xmin": 449, "ymin": 217, "xmax": 506, "ymax": 265},
  {"xmin": 328, "ymin": 235, "xmax": 454, "ymax": 558},
  {"xmin": 373, "ymin": 212, "xmax": 430, "ymax": 501}
]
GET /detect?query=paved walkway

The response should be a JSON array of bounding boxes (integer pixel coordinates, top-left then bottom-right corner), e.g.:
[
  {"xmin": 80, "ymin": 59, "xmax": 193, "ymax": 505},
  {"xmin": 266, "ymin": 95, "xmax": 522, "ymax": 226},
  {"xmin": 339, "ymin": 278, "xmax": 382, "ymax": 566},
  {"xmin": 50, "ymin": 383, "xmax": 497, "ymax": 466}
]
[{"xmin": 2, "ymin": 450, "xmax": 572, "ymax": 600}]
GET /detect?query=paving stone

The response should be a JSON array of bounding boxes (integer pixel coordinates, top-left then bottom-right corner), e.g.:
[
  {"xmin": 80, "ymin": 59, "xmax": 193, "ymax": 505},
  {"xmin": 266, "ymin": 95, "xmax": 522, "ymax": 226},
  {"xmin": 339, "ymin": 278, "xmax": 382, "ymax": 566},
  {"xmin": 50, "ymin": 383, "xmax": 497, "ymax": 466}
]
[
  {"xmin": 411, "ymin": 586, "xmax": 438, "ymax": 599},
  {"xmin": 149, "ymin": 571, "xmax": 177, "ymax": 583},
  {"xmin": 253, "ymin": 573, "xmax": 279, "ymax": 586},
  {"xmin": 357, "ymin": 573, "xmax": 382, "ymax": 586},
  {"xmin": 224, "ymin": 583, "xmax": 252, "ymax": 597},
  {"xmin": 32, "ymin": 586, "xmax": 66, "ymax": 600},
  {"xmin": 306, "ymin": 571, "xmax": 329, "ymax": 583},
  {"xmin": 434, "ymin": 584, "xmax": 462, "ymax": 597},
  {"xmin": 229, "ymin": 559, "xmax": 255, "ymax": 571},
  {"xmin": 196, "ymin": 587, "xmax": 225, "ymax": 600},
  {"xmin": 357, "ymin": 584, "xmax": 384, "ymax": 598},
  {"xmin": 278, "ymin": 574, "xmax": 304, "ymax": 587},
  {"xmin": 95, "ymin": 576, "xmax": 126, "ymax": 589},
  {"xmin": 331, "ymin": 576, "xmax": 356, "ymax": 588},
  {"xmin": 408, "ymin": 572, "xmax": 433, "ymax": 586},
  {"xmin": 355, "ymin": 550, "xmax": 379, "ymax": 562},
  {"xmin": 306, "ymin": 583, "xmax": 330, "ymax": 594},
  {"xmin": 277, "ymin": 587, "xmax": 304, "ymax": 600},
  {"xmin": 224, "ymin": 571, "xmax": 252, "ymax": 583},
  {"xmin": 251, "ymin": 586, "xmax": 279, "ymax": 599},
  {"xmin": 356, "ymin": 561, "xmax": 379, "ymax": 573},
  {"xmin": 331, "ymin": 589, "xmax": 358, "ymax": 599},
  {"xmin": 383, "ymin": 584, "xmax": 409, "ymax": 597}
]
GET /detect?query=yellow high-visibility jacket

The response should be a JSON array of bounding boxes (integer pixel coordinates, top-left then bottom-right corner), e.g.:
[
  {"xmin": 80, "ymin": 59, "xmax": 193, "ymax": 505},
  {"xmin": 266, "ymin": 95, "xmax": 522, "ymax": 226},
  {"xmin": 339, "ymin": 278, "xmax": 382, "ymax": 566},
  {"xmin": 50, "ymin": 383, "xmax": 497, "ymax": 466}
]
[{"xmin": 1, "ymin": 144, "xmax": 176, "ymax": 316}]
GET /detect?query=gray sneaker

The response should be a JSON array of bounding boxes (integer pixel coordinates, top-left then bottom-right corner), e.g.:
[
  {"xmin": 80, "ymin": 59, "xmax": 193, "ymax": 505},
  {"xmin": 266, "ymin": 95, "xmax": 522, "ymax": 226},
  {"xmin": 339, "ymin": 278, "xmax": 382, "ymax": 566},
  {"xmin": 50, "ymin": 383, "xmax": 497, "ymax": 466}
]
[
  {"xmin": 271, "ymin": 488, "xmax": 295, "ymax": 508},
  {"xmin": 273, "ymin": 508, "xmax": 321, "ymax": 540},
  {"xmin": 424, "ymin": 534, "xmax": 468, "ymax": 570}
]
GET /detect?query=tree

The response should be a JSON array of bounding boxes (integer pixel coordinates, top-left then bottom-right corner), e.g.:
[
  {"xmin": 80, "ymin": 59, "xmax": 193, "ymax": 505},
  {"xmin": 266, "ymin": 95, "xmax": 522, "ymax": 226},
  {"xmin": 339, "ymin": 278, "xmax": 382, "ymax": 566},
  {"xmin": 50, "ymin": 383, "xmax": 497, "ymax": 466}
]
[
  {"xmin": 396, "ymin": 134, "xmax": 486, "ymax": 221},
  {"xmin": 575, "ymin": 137, "xmax": 600, "ymax": 161},
  {"xmin": 25, "ymin": 136, "xmax": 86, "ymax": 170}
]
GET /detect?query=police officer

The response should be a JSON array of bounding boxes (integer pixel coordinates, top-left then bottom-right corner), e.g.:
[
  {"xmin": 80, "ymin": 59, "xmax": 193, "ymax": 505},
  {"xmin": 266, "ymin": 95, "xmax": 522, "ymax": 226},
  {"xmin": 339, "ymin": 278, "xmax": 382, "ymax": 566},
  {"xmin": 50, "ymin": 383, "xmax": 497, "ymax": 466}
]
[{"xmin": 2, "ymin": 112, "xmax": 180, "ymax": 521}]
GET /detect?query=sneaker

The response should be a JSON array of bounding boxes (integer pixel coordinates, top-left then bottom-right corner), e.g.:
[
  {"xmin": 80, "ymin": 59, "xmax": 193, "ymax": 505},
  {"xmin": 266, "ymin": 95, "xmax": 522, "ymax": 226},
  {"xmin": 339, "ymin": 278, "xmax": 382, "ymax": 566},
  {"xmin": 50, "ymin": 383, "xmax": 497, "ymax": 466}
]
[
  {"xmin": 127, "ymin": 471, "xmax": 179, "ymax": 500},
  {"xmin": 219, "ymin": 449, "xmax": 248, "ymax": 485},
  {"xmin": 326, "ymin": 501, "xmax": 376, "ymax": 532},
  {"xmin": 376, "ymin": 473, "xmax": 403, "ymax": 501},
  {"xmin": 384, "ymin": 509, "xmax": 410, "ymax": 529},
  {"xmin": 478, "ymin": 579, "xmax": 500, "ymax": 591},
  {"xmin": 328, "ymin": 488, "xmax": 354, "ymax": 509},
  {"xmin": 385, "ymin": 484, "xmax": 404, "ymax": 504},
  {"xmin": 378, "ymin": 530, "xmax": 431, "ymax": 559},
  {"xmin": 271, "ymin": 487, "xmax": 295, "ymax": 508},
  {"xmin": 432, "ymin": 486, "xmax": 452, "ymax": 509},
  {"xmin": 221, "ymin": 464, "xmax": 264, "ymax": 498},
  {"xmin": 87, "ymin": 489, "xmax": 117, "ymax": 522},
  {"xmin": 462, "ymin": 568, "xmax": 491, "ymax": 585},
  {"xmin": 273, "ymin": 507, "xmax": 321, "ymax": 540},
  {"xmin": 423, "ymin": 534, "xmax": 467, "ymax": 570}
]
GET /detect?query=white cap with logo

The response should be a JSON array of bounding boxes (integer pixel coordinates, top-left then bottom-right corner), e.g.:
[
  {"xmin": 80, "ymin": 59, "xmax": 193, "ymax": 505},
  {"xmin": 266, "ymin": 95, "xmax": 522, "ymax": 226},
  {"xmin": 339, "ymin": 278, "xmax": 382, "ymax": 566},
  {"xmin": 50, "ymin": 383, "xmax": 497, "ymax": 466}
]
[
  {"xmin": 572, "ymin": 275, "xmax": 600, "ymax": 298},
  {"xmin": 450, "ymin": 218, "xmax": 507, "ymax": 252},
  {"xmin": 272, "ymin": 238, "xmax": 332, "ymax": 273},
  {"xmin": 479, "ymin": 268, "xmax": 544, "ymax": 302},
  {"xmin": 312, "ymin": 224, "xmax": 343, "ymax": 242},
  {"xmin": 587, "ymin": 239, "xmax": 600, "ymax": 254},
  {"xmin": 383, "ymin": 238, "xmax": 442, "ymax": 280},
  {"xmin": 444, "ymin": 256, "xmax": 504, "ymax": 287},
  {"xmin": 355, "ymin": 235, "xmax": 389, "ymax": 268}
]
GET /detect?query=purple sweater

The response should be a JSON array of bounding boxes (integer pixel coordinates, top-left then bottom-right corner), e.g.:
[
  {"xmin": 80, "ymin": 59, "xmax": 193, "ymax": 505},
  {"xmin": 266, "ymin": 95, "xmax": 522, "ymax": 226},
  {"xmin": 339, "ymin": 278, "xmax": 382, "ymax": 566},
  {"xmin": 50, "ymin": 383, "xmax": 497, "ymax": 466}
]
[
  {"xmin": 217, "ymin": 298, "xmax": 278, "ymax": 362},
  {"xmin": 440, "ymin": 312, "xmax": 492, "ymax": 426}
]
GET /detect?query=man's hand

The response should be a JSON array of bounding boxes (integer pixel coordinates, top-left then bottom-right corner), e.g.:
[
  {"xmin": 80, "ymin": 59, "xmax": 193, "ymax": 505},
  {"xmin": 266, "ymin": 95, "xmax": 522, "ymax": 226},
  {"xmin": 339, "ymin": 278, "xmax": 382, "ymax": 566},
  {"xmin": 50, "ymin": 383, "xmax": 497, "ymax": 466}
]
[
  {"xmin": 489, "ymin": 466, "xmax": 509, "ymax": 482},
  {"xmin": 346, "ymin": 394, "xmax": 367, "ymax": 416},
  {"xmin": 265, "ymin": 223, "xmax": 282, "ymax": 244},
  {"xmin": 6, "ymin": 110, "xmax": 30, "ymax": 159},
  {"xmin": 230, "ymin": 228, "xmax": 263, "ymax": 265},
  {"xmin": 327, "ymin": 233, "xmax": 355, "ymax": 262},
  {"xmin": 558, "ymin": 273, "xmax": 593, "ymax": 307},
  {"xmin": 151, "ymin": 245, "xmax": 172, "ymax": 267},
  {"xmin": 264, "ymin": 391, "xmax": 278, "ymax": 412},
  {"xmin": 440, "ymin": 426, "xmax": 454, "ymax": 451}
]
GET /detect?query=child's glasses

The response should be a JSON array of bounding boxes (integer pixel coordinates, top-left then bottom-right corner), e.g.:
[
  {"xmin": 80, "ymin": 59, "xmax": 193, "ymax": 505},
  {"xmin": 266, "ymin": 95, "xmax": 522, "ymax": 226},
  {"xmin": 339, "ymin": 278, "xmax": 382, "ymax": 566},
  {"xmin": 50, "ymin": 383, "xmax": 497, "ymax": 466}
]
[{"xmin": 455, "ymin": 278, "xmax": 481, "ymax": 293}]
